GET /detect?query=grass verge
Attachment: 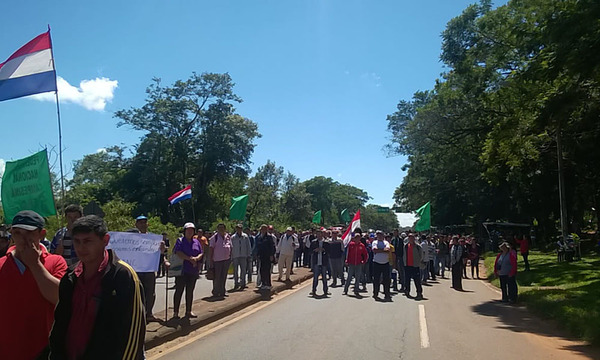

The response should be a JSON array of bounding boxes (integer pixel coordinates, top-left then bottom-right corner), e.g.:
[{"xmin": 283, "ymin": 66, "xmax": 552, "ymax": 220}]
[{"xmin": 483, "ymin": 251, "xmax": 600, "ymax": 345}]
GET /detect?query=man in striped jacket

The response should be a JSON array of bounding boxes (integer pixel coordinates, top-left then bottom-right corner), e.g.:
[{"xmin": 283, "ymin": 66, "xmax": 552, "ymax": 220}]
[{"xmin": 49, "ymin": 215, "xmax": 146, "ymax": 360}]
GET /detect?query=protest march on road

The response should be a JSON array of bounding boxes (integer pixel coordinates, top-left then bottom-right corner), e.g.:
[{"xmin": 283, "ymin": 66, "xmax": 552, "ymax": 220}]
[
  {"xmin": 2, "ymin": 1, "xmax": 600, "ymax": 358},
  {"xmin": 1, "ymin": 200, "xmax": 523, "ymax": 359}
]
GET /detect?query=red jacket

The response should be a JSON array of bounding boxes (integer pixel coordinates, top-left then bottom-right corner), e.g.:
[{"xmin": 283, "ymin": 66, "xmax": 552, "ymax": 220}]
[
  {"xmin": 346, "ymin": 241, "xmax": 368, "ymax": 265},
  {"xmin": 494, "ymin": 250, "xmax": 518, "ymax": 277},
  {"xmin": 515, "ymin": 238, "xmax": 529, "ymax": 254}
]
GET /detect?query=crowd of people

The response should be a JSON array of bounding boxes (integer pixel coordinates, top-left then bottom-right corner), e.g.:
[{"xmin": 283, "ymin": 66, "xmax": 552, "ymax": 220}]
[
  {"xmin": 0, "ymin": 204, "xmax": 525, "ymax": 359},
  {"xmin": 168, "ymin": 225, "xmax": 495, "ymax": 304}
]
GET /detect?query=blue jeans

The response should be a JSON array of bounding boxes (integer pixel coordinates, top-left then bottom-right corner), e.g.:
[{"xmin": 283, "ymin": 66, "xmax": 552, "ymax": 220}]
[
  {"xmin": 437, "ymin": 255, "xmax": 448, "ymax": 277},
  {"xmin": 312, "ymin": 264, "xmax": 328, "ymax": 294},
  {"xmin": 344, "ymin": 264, "xmax": 362, "ymax": 293}
]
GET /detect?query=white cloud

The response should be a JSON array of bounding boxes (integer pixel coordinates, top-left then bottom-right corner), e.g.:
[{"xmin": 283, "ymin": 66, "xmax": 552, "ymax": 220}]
[
  {"xmin": 0, "ymin": 159, "xmax": 5, "ymax": 179},
  {"xmin": 31, "ymin": 76, "xmax": 118, "ymax": 111},
  {"xmin": 96, "ymin": 148, "xmax": 107, "ymax": 154}
]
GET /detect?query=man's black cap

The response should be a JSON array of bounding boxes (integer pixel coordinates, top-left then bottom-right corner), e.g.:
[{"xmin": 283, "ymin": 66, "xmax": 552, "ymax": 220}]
[{"xmin": 11, "ymin": 210, "xmax": 45, "ymax": 231}]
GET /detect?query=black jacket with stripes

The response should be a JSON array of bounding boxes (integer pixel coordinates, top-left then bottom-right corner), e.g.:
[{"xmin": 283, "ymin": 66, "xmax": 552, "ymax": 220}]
[{"xmin": 49, "ymin": 249, "xmax": 146, "ymax": 360}]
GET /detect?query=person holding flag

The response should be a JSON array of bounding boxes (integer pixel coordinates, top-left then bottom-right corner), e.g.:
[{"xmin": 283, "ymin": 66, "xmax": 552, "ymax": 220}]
[{"xmin": 344, "ymin": 231, "xmax": 368, "ymax": 296}]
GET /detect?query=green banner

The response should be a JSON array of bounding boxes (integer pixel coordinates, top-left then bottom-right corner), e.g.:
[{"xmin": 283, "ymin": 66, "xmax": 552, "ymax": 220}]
[
  {"xmin": 312, "ymin": 210, "xmax": 322, "ymax": 224},
  {"xmin": 414, "ymin": 201, "xmax": 431, "ymax": 232},
  {"xmin": 229, "ymin": 194, "xmax": 248, "ymax": 221},
  {"xmin": 340, "ymin": 208, "xmax": 351, "ymax": 223},
  {"xmin": 1, "ymin": 149, "xmax": 56, "ymax": 223}
]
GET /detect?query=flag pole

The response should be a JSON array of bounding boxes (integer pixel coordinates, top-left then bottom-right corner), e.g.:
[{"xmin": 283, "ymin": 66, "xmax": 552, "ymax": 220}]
[
  {"xmin": 191, "ymin": 194, "xmax": 196, "ymax": 225},
  {"xmin": 48, "ymin": 25, "xmax": 66, "ymax": 226}
]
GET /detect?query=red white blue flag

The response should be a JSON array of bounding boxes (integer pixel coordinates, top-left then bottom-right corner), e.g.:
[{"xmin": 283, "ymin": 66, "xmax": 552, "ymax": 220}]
[
  {"xmin": 0, "ymin": 31, "xmax": 57, "ymax": 102},
  {"xmin": 168, "ymin": 185, "xmax": 192, "ymax": 205},
  {"xmin": 342, "ymin": 210, "xmax": 361, "ymax": 247}
]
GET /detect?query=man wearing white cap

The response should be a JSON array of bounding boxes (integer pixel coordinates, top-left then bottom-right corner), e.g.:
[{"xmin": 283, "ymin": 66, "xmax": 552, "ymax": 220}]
[
  {"xmin": 277, "ymin": 227, "xmax": 298, "ymax": 282},
  {"xmin": 132, "ymin": 215, "xmax": 158, "ymax": 322}
]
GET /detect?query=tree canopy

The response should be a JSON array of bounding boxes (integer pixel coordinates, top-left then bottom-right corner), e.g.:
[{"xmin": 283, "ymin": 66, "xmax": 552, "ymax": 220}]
[{"xmin": 387, "ymin": 0, "xmax": 600, "ymax": 239}]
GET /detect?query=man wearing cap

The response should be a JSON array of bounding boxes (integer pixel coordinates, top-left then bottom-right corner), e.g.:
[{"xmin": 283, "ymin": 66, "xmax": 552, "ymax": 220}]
[
  {"xmin": 49, "ymin": 215, "xmax": 146, "ymax": 359},
  {"xmin": 253, "ymin": 224, "xmax": 276, "ymax": 290},
  {"xmin": 132, "ymin": 215, "xmax": 159, "ymax": 322},
  {"xmin": 277, "ymin": 227, "xmax": 298, "ymax": 282},
  {"xmin": 344, "ymin": 232, "xmax": 368, "ymax": 295},
  {"xmin": 50, "ymin": 204, "xmax": 83, "ymax": 267},
  {"xmin": 371, "ymin": 230, "xmax": 392, "ymax": 301},
  {"xmin": 0, "ymin": 210, "xmax": 68, "ymax": 359},
  {"xmin": 231, "ymin": 224, "xmax": 252, "ymax": 290}
]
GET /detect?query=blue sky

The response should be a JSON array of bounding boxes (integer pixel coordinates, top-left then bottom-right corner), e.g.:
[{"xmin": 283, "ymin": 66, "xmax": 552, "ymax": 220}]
[{"xmin": 0, "ymin": 1, "xmax": 507, "ymax": 224}]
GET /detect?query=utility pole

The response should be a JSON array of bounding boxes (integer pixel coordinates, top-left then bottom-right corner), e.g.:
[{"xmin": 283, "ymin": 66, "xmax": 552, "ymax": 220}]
[{"xmin": 556, "ymin": 121, "xmax": 568, "ymax": 241}]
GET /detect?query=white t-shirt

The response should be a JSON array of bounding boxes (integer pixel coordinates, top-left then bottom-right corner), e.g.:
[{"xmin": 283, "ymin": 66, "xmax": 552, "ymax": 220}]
[{"xmin": 371, "ymin": 240, "xmax": 390, "ymax": 264}]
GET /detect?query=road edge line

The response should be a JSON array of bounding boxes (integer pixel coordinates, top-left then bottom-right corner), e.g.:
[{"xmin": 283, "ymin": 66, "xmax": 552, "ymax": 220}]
[{"xmin": 418, "ymin": 304, "xmax": 430, "ymax": 349}]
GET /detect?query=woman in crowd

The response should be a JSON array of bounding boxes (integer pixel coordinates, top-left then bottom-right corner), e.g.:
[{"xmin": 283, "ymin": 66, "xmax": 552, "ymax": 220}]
[
  {"xmin": 173, "ymin": 222, "xmax": 203, "ymax": 318},
  {"xmin": 494, "ymin": 242, "xmax": 518, "ymax": 303}
]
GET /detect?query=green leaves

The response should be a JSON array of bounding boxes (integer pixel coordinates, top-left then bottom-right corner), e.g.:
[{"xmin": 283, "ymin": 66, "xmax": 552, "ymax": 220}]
[{"xmin": 388, "ymin": 0, "xmax": 600, "ymax": 235}]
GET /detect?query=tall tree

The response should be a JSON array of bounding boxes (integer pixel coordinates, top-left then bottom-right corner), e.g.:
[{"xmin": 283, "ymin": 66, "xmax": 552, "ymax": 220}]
[{"xmin": 114, "ymin": 73, "xmax": 260, "ymax": 225}]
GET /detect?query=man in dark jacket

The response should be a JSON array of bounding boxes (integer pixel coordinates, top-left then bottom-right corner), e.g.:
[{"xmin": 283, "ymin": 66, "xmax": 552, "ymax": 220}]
[
  {"xmin": 391, "ymin": 229, "xmax": 405, "ymax": 291},
  {"xmin": 253, "ymin": 224, "xmax": 276, "ymax": 290},
  {"xmin": 309, "ymin": 229, "xmax": 331, "ymax": 297},
  {"xmin": 49, "ymin": 215, "xmax": 146, "ymax": 360}
]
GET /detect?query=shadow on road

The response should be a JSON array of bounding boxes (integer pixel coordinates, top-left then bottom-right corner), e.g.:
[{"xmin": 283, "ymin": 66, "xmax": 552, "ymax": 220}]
[{"xmin": 471, "ymin": 300, "xmax": 600, "ymax": 359}]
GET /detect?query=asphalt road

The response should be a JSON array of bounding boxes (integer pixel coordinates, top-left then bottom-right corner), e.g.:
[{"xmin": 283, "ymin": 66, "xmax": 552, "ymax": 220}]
[
  {"xmin": 153, "ymin": 263, "xmax": 285, "ymax": 318},
  {"xmin": 150, "ymin": 272, "xmax": 598, "ymax": 360}
]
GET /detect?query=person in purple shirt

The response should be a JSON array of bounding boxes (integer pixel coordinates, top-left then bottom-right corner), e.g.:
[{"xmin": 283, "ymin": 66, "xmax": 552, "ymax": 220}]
[{"xmin": 172, "ymin": 222, "xmax": 203, "ymax": 318}]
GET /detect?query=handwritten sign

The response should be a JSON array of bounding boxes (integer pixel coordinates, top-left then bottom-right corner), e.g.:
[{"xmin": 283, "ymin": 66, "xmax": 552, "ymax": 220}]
[{"xmin": 107, "ymin": 232, "xmax": 162, "ymax": 272}]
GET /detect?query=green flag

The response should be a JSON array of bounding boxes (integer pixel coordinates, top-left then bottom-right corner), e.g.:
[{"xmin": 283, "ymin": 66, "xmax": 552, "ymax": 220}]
[
  {"xmin": 312, "ymin": 210, "xmax": 322, "ymax": 224},
  {"xmin": 414, "ymin": 202, "xmax": 431, "ymax": 232},
  {"xmin": 340, "ymin": 208, "xmax": 351, "ymax": 223},
  {"xmin": 1, "ymin": 149, "xmax": 56, "ymax": 223},
  {"xmin": 229, "ymin": 194, "xmax": 249, "ymax": 221}
]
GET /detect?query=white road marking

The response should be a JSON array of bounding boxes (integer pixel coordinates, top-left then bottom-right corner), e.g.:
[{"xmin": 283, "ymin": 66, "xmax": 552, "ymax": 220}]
[
  {"xmin": 149, "ymin": 280, "xmax": 312, "ymax": 359},
  {"xmin": 419, "ymin": 304, "xmax": 430, "ymax": 348}
]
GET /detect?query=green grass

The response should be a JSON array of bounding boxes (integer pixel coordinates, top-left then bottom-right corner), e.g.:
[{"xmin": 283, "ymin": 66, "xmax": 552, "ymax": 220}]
[{"xmin": 483, "ymin": 251, "xmax": 600, "ymax": 345}]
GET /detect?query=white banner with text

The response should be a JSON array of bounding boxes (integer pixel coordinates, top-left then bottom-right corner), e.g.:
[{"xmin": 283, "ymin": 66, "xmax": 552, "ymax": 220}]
[{"xmin": 107, "ymin": 232, "xmax": 161, "ymax": 272}]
